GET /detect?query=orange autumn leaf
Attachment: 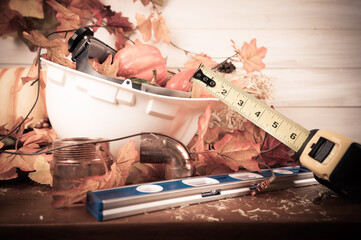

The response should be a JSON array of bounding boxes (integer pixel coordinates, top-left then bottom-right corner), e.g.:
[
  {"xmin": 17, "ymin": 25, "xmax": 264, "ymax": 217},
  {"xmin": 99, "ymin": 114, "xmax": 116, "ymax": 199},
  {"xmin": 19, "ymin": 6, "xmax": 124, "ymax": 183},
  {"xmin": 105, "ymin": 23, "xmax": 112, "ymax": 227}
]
[
  {"xmin": 0, "ymin": 147, "xmax": 38, "ymax": 180},
  {"xmin": 9, "ymin": 0, "xmax": 44, "ymax": 19},
  {"xmin": 195, "ymin": 162, "xmax": 233, "ymax": 176},
  {"xmin": 152, "ymin": 14, "xmax": 170, "ymax": 44},
  {"xmin": 65, "ymin": 0, "xmax": 103, "ymax": 20},
  {"xmin": 23, "ymin": 30, "xmax": 75, "ymax": 69},
  {"xmin": 20, "ymin": 127, "xmax": 58, "ymax": 149},
  {"xmin": 259, "ymin": 133, "xmax": 295, "ymax": 166},
  {"xmin": 89, "ymin": 54, "xmax": 120, "ymax": 78},
  {"xmin": 232, "ymin": 38, "xmax": 267, "ymax": 73},
  {"xmin": 191, "ymin": 104, "xmax": 211, "ymax": 162},
  {"xmin": 28, "ymin": 156, "xmax": 53, "ymax": 186},
  {"xmin": 184, "ymin": 53, "xmax": 217, "ymax": 69},
  {"xmin": 115, "ymin": 28, "xmax": 128, "ymax": 50},
  {"xmin": 136, "ymin": 13, "xmax": 153, "ymax": 42},
  {"xmin": 19, "ymin": 63, "xmax": 46, "ymax": 91},
  {"xmin": 208, "ymin": 134, "xmax": 261, "ymax": 172},
  {"xmin": 47, "ymin": 0, "xmax": 81, "ymax": 40}
]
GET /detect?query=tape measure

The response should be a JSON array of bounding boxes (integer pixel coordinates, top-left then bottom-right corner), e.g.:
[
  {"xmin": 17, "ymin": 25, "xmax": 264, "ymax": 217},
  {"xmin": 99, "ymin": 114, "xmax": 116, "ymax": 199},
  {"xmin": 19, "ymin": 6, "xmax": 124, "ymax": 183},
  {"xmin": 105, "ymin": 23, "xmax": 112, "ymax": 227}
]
[{"xmin": 192, "ymin": 65, "xmax": 361, "ymax": 200}]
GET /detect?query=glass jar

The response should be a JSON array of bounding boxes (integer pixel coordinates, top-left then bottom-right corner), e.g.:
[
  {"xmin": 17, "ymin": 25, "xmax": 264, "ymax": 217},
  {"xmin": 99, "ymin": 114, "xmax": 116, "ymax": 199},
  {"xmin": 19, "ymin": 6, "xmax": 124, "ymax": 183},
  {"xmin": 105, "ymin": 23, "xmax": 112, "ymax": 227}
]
[{"xmin": 51, "ymin": 138, "xmax": 113, "ymax": 194}]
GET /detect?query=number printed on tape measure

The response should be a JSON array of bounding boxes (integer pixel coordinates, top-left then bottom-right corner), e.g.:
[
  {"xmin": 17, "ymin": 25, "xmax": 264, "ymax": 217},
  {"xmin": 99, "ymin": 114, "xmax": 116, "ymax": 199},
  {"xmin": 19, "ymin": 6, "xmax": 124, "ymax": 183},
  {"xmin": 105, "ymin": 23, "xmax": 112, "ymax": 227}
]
[{"xmin": 192, "ymin": 66, "xmax": 310, "ymax": 152}]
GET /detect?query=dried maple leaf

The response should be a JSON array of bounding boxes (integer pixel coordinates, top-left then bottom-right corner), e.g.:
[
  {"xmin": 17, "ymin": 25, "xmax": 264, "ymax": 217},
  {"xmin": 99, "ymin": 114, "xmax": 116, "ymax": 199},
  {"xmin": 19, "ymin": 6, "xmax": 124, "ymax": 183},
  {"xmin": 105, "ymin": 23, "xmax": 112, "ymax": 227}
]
[
  {"xmin": 184, "ymin": 53, "xmax": 217, "ymax": 69},
  {"xmin": 208, "ymin": 134, "xmax": 261, "ymax": 172},
  {"xmin": 89, "ymin": 54, "xmax": 120, "ymax": 78},
  {"xmin": 0, "ymin": 0, "xmax": 23, "ymax": 36},
  {"xmin": 195, "ymin": 162, "xmax": 232, "ymax": 176},
  {"xmin": 0, "ymin": 148, "xmax": 37, "ymax": 180},
  {"xmin": 28, "ymin": 156, "xmax": 53, "ymax": 186},
  {"xmin": 106, "ymin": 11, "xmax": 133, "ymax": 32},
  {"xmin": 194, "ymin": 104, "xmax": 212, "ymax": 146},
  {"xmin": 126, "ymin": 162, "xmax": 162, "ymax": 184},
  {"xmin": 17, "ymin": 63, "xmax": 47, "ymax": 91},
  {"xmin": 0, "ymin": 116, "xmax": 56, "ymax": 180},
  {"xmin": 203, "ymin": 126, "xmax": 221, "ymax": 145},
  {"xmin": 191, "ymin": 104, "xmax": 211, "ymax": 162},
  {"xmin": 152, "ymin": 14, "xmax": 170, "ymax": 44},
  {"xmin": 234, "ymin": 120, "xmax": 265, "ymax": 145},
  {"xmin": 232, "ymin": 39, "xmax": 267, "ymax": 73},
  {"xmin": 47, "ymin": 0, "xmax": 81, "ymax": 40},
  {"xmin": 65, "ymin": 0, "xmax": 103, "ymax": 20},
  {"xmin": 259, "ymin": 134, "xmax": 295, "ymax": 166},
  {"xmin": 20, "ymin": 127, "xmax": 57, "ymax": 149},
  {"xmin": 136, "ymin": 13, "xmax": 153, "ymax": 42},
  {"xmin": 23, "ymin": 30, "xmax": 75, "ymax": 69},
  {"xmin": 9, "ymin": 0, "xmax": 44, "ymax": 19},
  {"xmin": 114, "ymin": 28, "xmax": 128, "ymax": 50}
]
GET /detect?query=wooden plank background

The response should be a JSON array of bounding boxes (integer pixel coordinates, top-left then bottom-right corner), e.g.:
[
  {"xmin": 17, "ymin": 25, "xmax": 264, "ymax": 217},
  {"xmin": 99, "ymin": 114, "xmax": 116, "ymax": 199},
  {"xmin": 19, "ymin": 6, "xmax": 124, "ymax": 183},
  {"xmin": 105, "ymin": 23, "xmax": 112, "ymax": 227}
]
[{"xmin": 0, "ymin": 0, "xmax": 360, "ymax": 141}]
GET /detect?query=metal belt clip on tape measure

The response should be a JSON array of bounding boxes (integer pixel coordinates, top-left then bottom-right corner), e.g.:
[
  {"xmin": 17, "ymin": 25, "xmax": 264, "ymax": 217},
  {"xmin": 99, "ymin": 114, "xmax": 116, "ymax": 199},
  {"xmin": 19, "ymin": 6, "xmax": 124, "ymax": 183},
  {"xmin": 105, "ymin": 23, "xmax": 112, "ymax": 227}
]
[{"xmin": 192, "ymin": 65, "xmax": 361, "ymax": 200}]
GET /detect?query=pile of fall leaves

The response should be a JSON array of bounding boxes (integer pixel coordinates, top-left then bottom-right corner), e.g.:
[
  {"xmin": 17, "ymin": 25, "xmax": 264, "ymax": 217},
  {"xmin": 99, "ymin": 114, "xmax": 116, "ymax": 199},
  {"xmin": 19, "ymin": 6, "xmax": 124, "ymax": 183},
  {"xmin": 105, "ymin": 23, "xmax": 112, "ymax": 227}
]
[{"xmin": 0, "ymin": 0, "xmax": 297, "ymax": 207}]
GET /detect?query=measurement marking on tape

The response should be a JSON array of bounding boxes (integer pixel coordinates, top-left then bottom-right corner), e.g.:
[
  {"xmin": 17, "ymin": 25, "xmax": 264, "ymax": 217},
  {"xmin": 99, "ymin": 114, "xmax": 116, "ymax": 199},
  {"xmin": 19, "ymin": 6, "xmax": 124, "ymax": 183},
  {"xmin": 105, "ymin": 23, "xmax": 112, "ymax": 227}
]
[{"xmin": 192, "ymin": 66, "xmax": 310, "ymax": 152}]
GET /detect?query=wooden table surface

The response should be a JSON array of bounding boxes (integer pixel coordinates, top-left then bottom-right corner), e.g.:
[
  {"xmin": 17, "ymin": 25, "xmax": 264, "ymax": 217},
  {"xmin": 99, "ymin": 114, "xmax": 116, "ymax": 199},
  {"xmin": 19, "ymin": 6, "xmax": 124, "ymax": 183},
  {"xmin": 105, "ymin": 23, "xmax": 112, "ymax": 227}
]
[{"xmin": 1, "ymin": 178, "xmax": 360, "ymax": 240}]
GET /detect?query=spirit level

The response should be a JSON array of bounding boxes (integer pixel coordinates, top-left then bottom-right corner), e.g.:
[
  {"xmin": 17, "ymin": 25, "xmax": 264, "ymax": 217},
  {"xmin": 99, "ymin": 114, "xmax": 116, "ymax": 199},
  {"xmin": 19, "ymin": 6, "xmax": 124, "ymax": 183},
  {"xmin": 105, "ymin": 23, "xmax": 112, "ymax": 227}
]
[
  {"xmin": 87, "ymin": 166, "xmax": 316, "ymax": 221},
  {"xmin": 191, "ymin": 65, "xmax": 361, "ymax": 199}
]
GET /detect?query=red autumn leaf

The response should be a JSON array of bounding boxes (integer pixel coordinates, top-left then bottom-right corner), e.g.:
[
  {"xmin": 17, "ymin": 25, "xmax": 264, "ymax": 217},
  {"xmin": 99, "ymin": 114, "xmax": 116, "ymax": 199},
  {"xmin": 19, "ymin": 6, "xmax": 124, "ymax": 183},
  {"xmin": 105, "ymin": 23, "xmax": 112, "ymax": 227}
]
[
  {"xmin": 91, "ymin": 8, "xmax": 104, "ymax": 32},
  {"xmin": 136, "ymin": 13, "xmax": 153, "ymax": 42},
  {"xmin": 106, "ymin": 11, "xmax": 133, "ymax": 32},
  {"xmin": 152, "ymin": 14, "xmax": 170, "ymax": 44},
  {"xmin": 209, "ymin": 134, "xmax": 261, "ymax": 172},
  {"xmin": 64, "ymin": 0, "xmax": 103, "ymax": 20},
  {"xmin": 114, "ymin": 28, "xmax": 128, "ymax": 50},
  {"xmin": 0, "ymin": 1, "xmax": 23, "ymax": 36},
  {"xmin": 259, "ymin": 134, "xmax": 295, "ymax": 166},
  {"xmin": 232, "ymin": 38, "xmax": 267, "ymax": 73},
  {"xmin": 184, "ymin": 53, "xmax": 217, "ymax": 69}
]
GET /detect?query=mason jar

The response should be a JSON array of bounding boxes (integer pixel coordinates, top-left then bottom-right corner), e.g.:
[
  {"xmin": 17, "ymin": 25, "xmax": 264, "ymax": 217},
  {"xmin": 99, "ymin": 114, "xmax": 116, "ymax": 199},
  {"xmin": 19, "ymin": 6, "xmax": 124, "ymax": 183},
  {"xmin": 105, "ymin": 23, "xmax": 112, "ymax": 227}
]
[{"xmin": 51, "ymin": 138, "xmax": 113, "ymax": 194}]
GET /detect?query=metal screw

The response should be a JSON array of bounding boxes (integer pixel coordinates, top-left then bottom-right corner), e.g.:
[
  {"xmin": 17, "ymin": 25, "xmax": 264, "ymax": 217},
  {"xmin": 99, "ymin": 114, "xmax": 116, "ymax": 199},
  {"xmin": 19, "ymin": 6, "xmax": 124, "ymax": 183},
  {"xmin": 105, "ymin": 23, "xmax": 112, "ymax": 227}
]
[{"xmin": 209, "ymin": 80, "xmax": 216, "ymax": 87}]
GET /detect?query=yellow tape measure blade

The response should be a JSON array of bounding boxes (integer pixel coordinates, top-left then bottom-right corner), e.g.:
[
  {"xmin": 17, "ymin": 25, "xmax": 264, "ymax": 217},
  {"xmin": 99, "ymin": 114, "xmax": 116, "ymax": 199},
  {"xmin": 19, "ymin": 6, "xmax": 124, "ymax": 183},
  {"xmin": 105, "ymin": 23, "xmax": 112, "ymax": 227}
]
[{"xmin": 191, "ymin": 66, "xmax": 310, "ymax": 152}]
